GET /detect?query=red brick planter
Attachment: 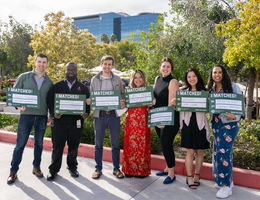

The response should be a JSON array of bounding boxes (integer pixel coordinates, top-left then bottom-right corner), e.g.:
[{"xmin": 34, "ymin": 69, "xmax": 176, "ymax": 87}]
[{"xmin": 1, "ymin": 130, "xmax": 259, "ymax": 189}]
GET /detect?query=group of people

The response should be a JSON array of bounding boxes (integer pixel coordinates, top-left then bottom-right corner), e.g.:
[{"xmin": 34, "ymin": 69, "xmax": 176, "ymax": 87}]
[{"xmin": 6, "ymin": 54, "xmax": 242, "ymax": 199}]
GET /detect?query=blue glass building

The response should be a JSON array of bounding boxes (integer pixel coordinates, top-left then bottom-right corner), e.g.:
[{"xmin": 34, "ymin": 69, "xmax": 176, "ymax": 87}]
[{"xmin": 72, "ymin": 12, "xmax": 159, "ymax": 43}]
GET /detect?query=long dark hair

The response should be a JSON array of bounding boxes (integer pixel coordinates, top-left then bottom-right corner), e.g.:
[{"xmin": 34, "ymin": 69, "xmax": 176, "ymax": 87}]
[
  {"xmin": 207, "ymin": 64, "xmax": 233, "ymax": 93},
  {"xmin": 184, "ymin": 68, "xmax": 206, "ymax": 91}
]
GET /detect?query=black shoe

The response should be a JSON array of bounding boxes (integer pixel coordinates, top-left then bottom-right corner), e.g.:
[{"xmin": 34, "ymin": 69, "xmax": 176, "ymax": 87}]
[
  {"xmin": 125, "ymin": 174, "xmax": 134, "ymax": 178},
  {"xmin": 46, "ymin": 172, "xmax": 57, "ymax": 181},
  {"xmin": 186, "ymin": 175, "xmax": 197, "ymax": 189},
  {"xmin": 134, "ymin": 175, "xmax": 148, "ymax": 178},
  {"xmin": 69, "ymin": 170, "xmax": 79, "ymax": 178}
]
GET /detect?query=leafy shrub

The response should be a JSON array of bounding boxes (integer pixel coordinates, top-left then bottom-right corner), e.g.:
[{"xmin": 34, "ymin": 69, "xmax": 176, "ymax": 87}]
[
  {"xmin": 81, "ymin": 113, "xmax": 95, "ymax": 144},
  {"xmin": 3, "ymin": 81, "xmax": 12, "ymax": 88},
  {"xmin": 2, "ymin": 112, "xmax": 259, "ymax": 171},
  {"xmin": 233, "ymin": 119, "xmax": 260, "ymax": 170},
  {"xmin": 150, "ymin": 128, "xmax": 161, "ymax": 154},
  {"xmin": 0, "ymin": 113, "xmax": 15, "ymax": 127},
  {"xmin": 201, "ymin": 119, "xmax": 260, "ymax": 171},
  {"xmin": 44, "ymin": 126, "xmax": 52, "ymax": 138},
  {"xmin": 0, "ymin": 96, "xmax": 6, "ymax": 102}
]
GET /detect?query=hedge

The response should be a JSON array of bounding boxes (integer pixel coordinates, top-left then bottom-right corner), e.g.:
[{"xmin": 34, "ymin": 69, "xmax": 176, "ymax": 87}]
[{"xmin": 1, "ymin": 113, "xmax": 259, "ymax": 170}]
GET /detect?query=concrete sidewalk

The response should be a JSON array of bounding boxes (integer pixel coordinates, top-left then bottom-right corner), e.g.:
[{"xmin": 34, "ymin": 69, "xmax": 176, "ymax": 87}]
[{"xmin": 0, "ymin": 142, "xmax": 259, "ymax": 200}]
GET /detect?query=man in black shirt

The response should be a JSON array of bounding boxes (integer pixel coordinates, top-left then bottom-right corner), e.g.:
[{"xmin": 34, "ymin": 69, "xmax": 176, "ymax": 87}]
[{"xmin": 46, "ymin": 62, "xmax": 90, "ymax": 181}]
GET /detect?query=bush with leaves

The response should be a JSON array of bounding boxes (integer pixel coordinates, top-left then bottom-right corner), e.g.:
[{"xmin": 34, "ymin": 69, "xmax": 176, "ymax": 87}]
[
  {"xmin": 0, "ymin": 113, "xmax": 15, "ymax": 127},
  {"xmin": 0, "ymin": 96, "xmax": 6, "ymax": 102},
  {"xmin": 2, "ymin": 114, "xmax": 259, "ymax": 171}
]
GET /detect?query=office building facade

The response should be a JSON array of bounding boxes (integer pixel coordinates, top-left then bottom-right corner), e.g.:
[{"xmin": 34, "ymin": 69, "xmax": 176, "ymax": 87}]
[{"xmin": 72, "ymin": 12, "xmax": 159, "ymax": 43}]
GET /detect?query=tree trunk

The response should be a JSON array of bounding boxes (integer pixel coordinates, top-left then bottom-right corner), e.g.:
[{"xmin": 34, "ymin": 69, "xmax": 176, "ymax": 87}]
[
  {"xmin": 256, "ymin": 70, "xmax": 259, "ymax": 119},
  {"xmin": 246, "ymin": 67, "xmax": 256, "ymax": 120}
]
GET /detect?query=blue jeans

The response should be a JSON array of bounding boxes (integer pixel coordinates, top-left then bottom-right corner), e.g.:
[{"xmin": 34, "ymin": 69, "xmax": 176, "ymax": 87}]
[
  {"xmin": 10, "ymin": 115, "xmax": 47, "ymax": 172},
  {"xmin": 94, "ymin": 112, "xmax": 120, "ymax": 171}
]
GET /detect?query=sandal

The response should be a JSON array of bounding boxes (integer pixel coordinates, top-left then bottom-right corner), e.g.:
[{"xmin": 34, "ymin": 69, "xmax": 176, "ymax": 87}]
[
  {"xmin": 113, "ymin": 169, "xmax": 124, "ymax": 179},
  {"xmin": 194, "ymin": 173, "xmax": 200, "ymax": 186},
  {"xmin": 92, "ymin": 170, "xmax": 102, "ymax": 179},
  {"xmin": 186, "ymin": 175, "xmax": 197, "ymax": 189}
]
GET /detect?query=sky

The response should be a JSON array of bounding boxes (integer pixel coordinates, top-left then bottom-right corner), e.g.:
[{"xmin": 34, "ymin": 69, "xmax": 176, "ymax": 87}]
[{"xmin": 0, "ymin": 0, "xmax": 171, "ymax": 27}]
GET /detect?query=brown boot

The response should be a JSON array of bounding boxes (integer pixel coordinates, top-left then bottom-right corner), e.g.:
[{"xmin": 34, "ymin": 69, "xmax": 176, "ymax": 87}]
[
  {"xmin": 32, "ymin": 168, "xmax": 43, "ymax": 178},
  {"xmin": 7, "ymin": 172, "xmax": 17, "ymax": 184}
]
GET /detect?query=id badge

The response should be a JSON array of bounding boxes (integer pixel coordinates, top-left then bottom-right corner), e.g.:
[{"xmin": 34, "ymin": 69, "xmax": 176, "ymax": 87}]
[{"xmin": 76, "ymin": 120, "xmax": 81, "ymax": 128}]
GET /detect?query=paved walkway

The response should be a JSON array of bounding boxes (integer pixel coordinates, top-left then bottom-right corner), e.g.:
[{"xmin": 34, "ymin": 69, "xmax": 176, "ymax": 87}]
[{"xmin": 0, "ymin": 142, "xmax": 259, "ymax": 200}]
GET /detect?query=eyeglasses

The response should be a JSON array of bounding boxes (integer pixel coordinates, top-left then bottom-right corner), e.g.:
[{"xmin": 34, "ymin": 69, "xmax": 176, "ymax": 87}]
[{"xmin": 134, "ymin": 77, "xmax": 143, "ymax": 80}]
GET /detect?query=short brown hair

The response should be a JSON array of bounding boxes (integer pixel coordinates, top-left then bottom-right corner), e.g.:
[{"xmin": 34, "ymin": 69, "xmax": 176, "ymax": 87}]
[
  {"xmin": 101, "ymin": 55, "xmax": 114, "ymax": 65},
  {"xmin": 35, "ymin": 53, "xmax": 48, "ymax": 62},
  {"xmin": 130, "ymin": 69, "xmax": 146, "ymax": 88}
]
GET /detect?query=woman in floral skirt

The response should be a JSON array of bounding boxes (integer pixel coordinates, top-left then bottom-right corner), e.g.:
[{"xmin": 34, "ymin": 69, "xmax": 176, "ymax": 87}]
[
  {"xmin": 207, "ymin": 64, "xmax": 242, "ymax": 199},
  {"xmin": 122, "ymin": 69, "xmax": 151, "ymax": 178}
]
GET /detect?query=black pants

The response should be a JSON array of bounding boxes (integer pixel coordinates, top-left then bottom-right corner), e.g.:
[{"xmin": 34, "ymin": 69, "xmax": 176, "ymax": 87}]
[
  {"xmin": 155, "ymin": 111, "xmax": 179, "ymax": 168},
  {"xmin": 49, "ymin": 119, "xmax": 83, "ymax": 174}
]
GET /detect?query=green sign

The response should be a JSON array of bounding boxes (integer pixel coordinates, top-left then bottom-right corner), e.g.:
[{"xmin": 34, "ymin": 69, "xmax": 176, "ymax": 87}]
[
  {"xmin": 54, "ymin": 93, "xmax": 86, "ymax": 115},
  {"xmin": 209, "ymin": 93, "xmax": 245, "ymax": 115},
  {"xmin": 176, "ymin": 90, "xmax": 209, "ymax": 112},
  {"xmin": 147, "ymin": 106, "xmax": 175, "ymax": 127},
  {"xmin": 90, "ymin": 90, "xmax": 121, "ymax": 110},
  {"xmin": 6, "ymin": 87, "xmax": 40, "ymax": 108},
  {"xmin": 125, "ymin": 86, "xmax": 153, "ymax": 108}
]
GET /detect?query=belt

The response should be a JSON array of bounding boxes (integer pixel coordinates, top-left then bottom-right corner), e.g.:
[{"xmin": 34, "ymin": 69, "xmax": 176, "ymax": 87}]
[{"xmin": 101, "ymin": 110, "xmax": 115, "ymax": 114}]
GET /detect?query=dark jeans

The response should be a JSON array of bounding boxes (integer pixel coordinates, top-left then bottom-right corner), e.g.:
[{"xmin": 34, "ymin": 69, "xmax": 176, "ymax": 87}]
[
  {"xmin": 10, "ymin": 115, "xmax": 47, "ymax": 172},
  {"xmin": 94, "ymin": 112, "xmax": 120, "ymax": 171},
  {"xmin": 49, "ymin": 119, "xmax": 83, "ymax": 174},
  {"xmin": 155, "ymin": 111, "xmax": 179, "ymax": 168}
]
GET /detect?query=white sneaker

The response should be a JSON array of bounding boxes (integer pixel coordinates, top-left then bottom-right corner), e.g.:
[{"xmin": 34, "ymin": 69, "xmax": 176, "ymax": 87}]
[
  {"xmin": 216, "ymin": 186, "xmax": 232, "ymax": 199},
  {"xmin": 214, "ymin": 182, "xmax": 234, "ymax": 189}
]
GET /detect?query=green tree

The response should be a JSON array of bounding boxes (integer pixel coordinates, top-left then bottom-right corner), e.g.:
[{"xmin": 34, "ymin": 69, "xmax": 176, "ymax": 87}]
[
  {"xmin": 216, "ymin": 0, "xmax": 260, "ymax": 119},
  {"xmin": 28, "ymin": 11, "xmax": 98, "ymax": 82},
  {"xmin": 0, "ymin": 16, "xmax": 33, "ymax": 76},
  {"xmin": 133, "ymin": 1, "xmax": 235, "ymax": 84},
  {"xmin": 114, "ymin": 40, "xmax": 137, "ymax": 71},
  {"xmin": 96, "ymin": 43, "xmax": 121, "ymax": 69},
  {"xmin": 110, "ymin": 34, "xmax": 117, "ymax": 44},
  {"xmin": 101, "ymin": 33, "xmax": 110, "ymax": 44},
  {"xmin": 0, "ymin": 50, "xmax": 7, "ymax": 76}
]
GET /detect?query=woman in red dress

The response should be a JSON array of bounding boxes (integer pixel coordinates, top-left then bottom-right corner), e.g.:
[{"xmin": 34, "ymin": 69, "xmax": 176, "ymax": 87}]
[{"xmin": 122, "ymin": 69, "xmax": 151, "ymax": 178}]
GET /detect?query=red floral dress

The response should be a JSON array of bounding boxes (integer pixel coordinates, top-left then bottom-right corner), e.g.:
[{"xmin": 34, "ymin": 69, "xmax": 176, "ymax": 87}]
[{"xmin": 122, "ymin": 106, "xmax": 151, "ymax": 176}]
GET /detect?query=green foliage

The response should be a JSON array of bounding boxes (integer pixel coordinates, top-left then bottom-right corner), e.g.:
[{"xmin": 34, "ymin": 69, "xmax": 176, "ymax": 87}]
[
  {"xmin": 101, "ymin": 33, "xmax": 110, "ymax": 44},
  {"xmin": 2, "ymin": 81, "xmax": 12, "ymax": 88},
  {"xmin": 81, "ymin": 113, "xmax": 95, "ymax": 144},
  {"xmin": 0, "ymin": 113, "xmax": 15, "ymax": 127},
  {"xmin": 150, "ymin": 128, "xmax": 161, "ymax": 154},
  {"xmin": 110, "ymin": 34, "xmax": 117, "ymax": 44},
  {"xmin": 204, "ymin": 119, "xmax": 260, "ymax": 170},
  {"xmin": 216, "ymin": 0, "xmax": 260, "ymax": 69},
  {"xmin": 233, "ymin": 119, "xmax": 260, "ymax": 170},
  {"xmin": 95, "ymin": 43, "xmax": 121, "ymax": 68},
  {"xmin": 44, "ymin": 126, "xmax": 52, "ymax": 138},
  {"xmin": 1, "ymin": 113, "xmax": 259, "ymax": 170},
  {"xmin": 237, "ymin": 119, "xmax": 260, "ymax": 145},
  {"xmin": 29, "ymin": 11, "xmax": 98, "ymax": 82},
  {"xmin": 0, "ymin": 16, "xmax": 33, "ymax": 76},
  {"xmin": 0, "ymin": 96, "xmax": 6, "ymax": 102},
  {"xmin": 114, "ymin": 40, "xmax": 137, "ymax": 71},
  {"xmin": 133, "ymin": 1, "xmax": 237, "ymax": 85}
]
